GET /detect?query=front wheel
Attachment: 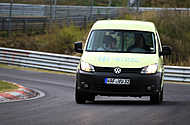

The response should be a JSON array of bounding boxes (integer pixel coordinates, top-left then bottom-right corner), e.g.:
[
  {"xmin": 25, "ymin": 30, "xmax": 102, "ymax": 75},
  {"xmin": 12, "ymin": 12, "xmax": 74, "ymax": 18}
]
[
  {"xmin": 75, "ymin": 89, "xmax": 86, "ymax": 104},
  {"xmin": 150, "ymin": 89, "xmax": 163, "ymax": 104}
]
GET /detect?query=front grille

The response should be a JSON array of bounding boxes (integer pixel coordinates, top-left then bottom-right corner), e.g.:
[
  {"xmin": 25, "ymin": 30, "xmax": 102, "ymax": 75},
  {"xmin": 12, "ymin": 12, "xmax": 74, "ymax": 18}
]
[
  {"xmin": 94, "ymin": 67, "xmax": 113, "ymax": 72},
  {"xmin": 94, "ymin": 84, "xmax": 135, "ymax": 92},
  {"xmin": 94, "ymin": 66, "xmax": 142, "ymax": 73}
]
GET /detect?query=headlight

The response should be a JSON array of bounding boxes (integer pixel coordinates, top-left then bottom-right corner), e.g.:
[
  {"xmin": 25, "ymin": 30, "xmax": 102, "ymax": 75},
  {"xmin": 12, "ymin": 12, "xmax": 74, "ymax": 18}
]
[
  {"xmin": 141, "ymin": 64, "xmax": 158, "ymax": 74},
  {"xmin": 80, "ymin": 61, "xmax": 95, "ymax": 72}
]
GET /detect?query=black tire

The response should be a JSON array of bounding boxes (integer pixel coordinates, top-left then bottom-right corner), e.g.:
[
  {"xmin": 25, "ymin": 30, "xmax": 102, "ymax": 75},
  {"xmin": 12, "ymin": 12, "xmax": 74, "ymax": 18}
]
[
  {"xmin": 75, "ymin": 89, "xmax": 86, "ymax": 104},
  {"xmin": 75, "ymin": 80, "xmax": 87, "ymax": 104},
  {"xmin": 150, "ymin": 89, "xmax": 163, "ymax": 104}
]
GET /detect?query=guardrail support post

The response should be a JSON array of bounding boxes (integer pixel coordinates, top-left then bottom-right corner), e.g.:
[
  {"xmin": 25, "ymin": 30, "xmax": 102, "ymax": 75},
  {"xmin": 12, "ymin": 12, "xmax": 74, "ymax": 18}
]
[
  {"xmin": 23, "ymin": 19, "xmax": 27, "ymax": 33},
  {"xmin": 2, "ymin": 18, "xmax": 5, "ymax": 31},
  {"xmin": 8, "ymin": 0, "xmax": 14, "ymax": 37},
  {"xmin": 83, "ymin": 16, "xmax": 87, "ymax": 30}
]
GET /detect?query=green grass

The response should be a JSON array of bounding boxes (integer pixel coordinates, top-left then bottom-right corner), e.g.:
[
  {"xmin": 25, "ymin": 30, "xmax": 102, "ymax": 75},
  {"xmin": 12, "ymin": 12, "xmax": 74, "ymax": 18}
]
[
  {"xmin": 0, "ymin": 24, "xmax": 87, "ymax": 55},
  {"xmin": 1, "ymin": 10, "xmax": 190, "ymax": 66},
  {"xmin": 0, "ymin": 81, "xmax": 18, "ymax": 93}
]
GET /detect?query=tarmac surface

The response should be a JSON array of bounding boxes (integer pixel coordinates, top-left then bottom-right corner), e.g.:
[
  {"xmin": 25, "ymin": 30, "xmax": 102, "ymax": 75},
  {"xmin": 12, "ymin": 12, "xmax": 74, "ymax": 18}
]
[{"xmin": 0, "ymin": 67, "xmax": 190, "ymax": 125}]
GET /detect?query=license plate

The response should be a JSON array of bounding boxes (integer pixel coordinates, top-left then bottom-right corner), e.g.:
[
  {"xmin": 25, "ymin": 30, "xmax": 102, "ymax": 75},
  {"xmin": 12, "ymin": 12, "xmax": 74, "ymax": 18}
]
[{"xmin": 104, "ymin": 78, "xmax": 130, "ymax": 85}]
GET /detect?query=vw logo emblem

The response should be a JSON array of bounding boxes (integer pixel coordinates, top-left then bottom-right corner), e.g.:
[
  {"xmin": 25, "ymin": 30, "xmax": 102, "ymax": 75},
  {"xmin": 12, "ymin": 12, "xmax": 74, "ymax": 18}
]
[{"xmin": 114, "ymin": 67, "xmax": 121, "ymax": 74}]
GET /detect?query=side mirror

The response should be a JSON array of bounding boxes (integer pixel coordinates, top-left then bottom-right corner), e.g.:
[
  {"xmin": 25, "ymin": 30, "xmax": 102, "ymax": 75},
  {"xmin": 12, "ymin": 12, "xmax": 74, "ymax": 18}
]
[
  {"xmin": 74, "ymin": 41, "xmax": 83, "ymax": 53},
  {"xmin": 160, "ymin": 45, "xmax": 171, "ymax": 56}
]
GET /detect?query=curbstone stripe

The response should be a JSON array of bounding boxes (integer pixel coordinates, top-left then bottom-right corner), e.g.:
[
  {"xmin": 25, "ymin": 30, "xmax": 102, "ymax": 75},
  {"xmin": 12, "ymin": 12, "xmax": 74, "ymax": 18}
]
[
  {"xmin": 0, "ymin": 81, "xmax": 38, "ymax": 102},
  {"xmin": 0, "ymin": 96, "xmax": 9, "ymax": 101},
  {"xmin": 0, "ymin": 93, "xmax": 19, "ymax": 100}
]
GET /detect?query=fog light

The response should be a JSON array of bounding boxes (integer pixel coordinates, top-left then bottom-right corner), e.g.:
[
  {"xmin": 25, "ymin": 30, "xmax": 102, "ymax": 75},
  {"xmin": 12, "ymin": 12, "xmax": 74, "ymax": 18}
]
[
  {"xmin": 84, "ymin": 84, "xmax": 89, "ymax": 88},
  {"xmin": 80, "ymin": 82, "xmax": 85, "ymax": 86},
  {"xmin": 80, "ymin": 82, "xmax": 89, "ymax": 88},
  {"xmin": 147, "ymin": 86, "xmax": 152, "ymax": 91}
]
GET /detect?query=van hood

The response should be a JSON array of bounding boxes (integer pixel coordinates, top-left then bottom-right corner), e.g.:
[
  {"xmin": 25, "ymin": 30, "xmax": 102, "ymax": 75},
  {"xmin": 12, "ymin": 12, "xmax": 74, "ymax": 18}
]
[{"xmin": 81, "ymin": 52, "xmax": 158, "ymax": 68}]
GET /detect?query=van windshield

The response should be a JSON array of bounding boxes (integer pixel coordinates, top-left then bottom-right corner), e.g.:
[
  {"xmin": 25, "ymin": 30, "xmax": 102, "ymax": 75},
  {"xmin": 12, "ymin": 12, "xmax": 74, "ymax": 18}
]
[{"xmin": 86, "ymin": 30, "xmax": 156, "ymax": 54}]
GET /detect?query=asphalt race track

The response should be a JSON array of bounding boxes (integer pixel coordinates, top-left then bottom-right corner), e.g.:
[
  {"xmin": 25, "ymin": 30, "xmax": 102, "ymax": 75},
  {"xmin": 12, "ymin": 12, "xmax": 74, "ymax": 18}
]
[{"xmin": 0, "ymin": 67, "xmax": 190, "ymax": 125}]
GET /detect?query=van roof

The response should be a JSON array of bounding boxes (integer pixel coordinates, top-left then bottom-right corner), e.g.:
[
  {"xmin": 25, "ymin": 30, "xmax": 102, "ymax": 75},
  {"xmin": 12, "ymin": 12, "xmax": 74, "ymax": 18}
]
[{"xmin": 91, "ymin": 20, "xmax": 156, "ymax": 32}]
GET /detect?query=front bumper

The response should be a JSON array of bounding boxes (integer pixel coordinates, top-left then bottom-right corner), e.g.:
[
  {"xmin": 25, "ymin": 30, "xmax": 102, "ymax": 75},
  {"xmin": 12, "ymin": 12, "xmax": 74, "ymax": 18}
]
[{"xmin": 76, "ymin": 70, "xmax": 162, "ymax": 97}]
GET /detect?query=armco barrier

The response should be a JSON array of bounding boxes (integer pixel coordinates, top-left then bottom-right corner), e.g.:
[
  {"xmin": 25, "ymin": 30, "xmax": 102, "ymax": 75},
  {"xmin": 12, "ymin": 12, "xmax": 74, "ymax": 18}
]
[
  {"xmin": 164, "ymin": 66, "xmax": 190, "ymax": 82},
  {"xmin": 0, "ymin": 47, "xmax": 80, "ymax": 73},
  {"xmin": 0, "ymin": 3, "xmax": 190, "ymax": 18},
  {"xmin": 0, "ymin": 47, "xmax": 189, "ymax": 82}
]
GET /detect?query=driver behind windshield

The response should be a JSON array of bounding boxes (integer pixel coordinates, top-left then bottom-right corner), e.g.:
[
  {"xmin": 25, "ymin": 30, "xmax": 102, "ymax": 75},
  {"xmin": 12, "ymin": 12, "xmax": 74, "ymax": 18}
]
[
  {"xmin": 128, "ymin": 34, "xmax": 149, "ymax": 52},
  {"xmin": 97, "ymin": 35, "xmax": 117, "ymax": 51}
]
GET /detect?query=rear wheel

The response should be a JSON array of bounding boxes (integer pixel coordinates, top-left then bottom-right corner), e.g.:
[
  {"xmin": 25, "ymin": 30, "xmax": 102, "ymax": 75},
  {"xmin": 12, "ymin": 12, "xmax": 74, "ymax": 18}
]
[{"xmin": 150, "ymin": 89, "xmax": 163, "ymax": 104}]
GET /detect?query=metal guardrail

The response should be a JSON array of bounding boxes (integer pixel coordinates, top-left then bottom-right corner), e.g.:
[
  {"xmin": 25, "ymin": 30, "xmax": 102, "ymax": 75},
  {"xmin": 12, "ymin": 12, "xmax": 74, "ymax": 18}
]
[
  {"xmin": 0, "ymin": 3, "xmax": 119, "ymax": 18},
  {"xmin": 0, "ymin": 47, "xmax": 80, "ymax": 73},
  {"xmin": 0, "ymin": 3, "xmax": 190, "ymax": 32},
  {"xmin": 0, "ymin": 3, "xmax": 45, "ymax": 17},
  {"xmin": 164, "ymin": 66, "xmax": 190, "ymax": 82},
  {"xmin": 0, "ymin": 3, "xmax": 190, "ymax": 18},
  {"xmin": 0, "ymin": 47, "xmax": 189, "ymax": 82},
  {"xmin": 0, "ymin": 17, "xmax": 48, "ymax": 31}
]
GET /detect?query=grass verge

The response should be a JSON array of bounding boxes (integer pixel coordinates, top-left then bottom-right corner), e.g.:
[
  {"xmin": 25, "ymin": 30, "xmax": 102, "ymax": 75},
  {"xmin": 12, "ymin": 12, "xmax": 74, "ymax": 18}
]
[{"xmin": 0, "ymin": 81, "xmax": 18, "ymax": 93}]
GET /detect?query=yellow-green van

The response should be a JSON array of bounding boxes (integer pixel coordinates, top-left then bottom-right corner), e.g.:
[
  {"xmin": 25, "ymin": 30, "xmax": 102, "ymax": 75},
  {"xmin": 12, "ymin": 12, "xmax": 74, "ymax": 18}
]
[{"xmin": 74, "ymin": 20, "xmax": 171, "ymax": 104}]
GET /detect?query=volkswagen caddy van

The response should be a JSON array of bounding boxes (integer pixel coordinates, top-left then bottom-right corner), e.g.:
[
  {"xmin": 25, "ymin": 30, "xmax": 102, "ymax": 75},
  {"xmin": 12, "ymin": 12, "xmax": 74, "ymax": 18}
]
[{"xmin": 74, "ymin": 20, "xmax": 171, "ymax": 104}]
